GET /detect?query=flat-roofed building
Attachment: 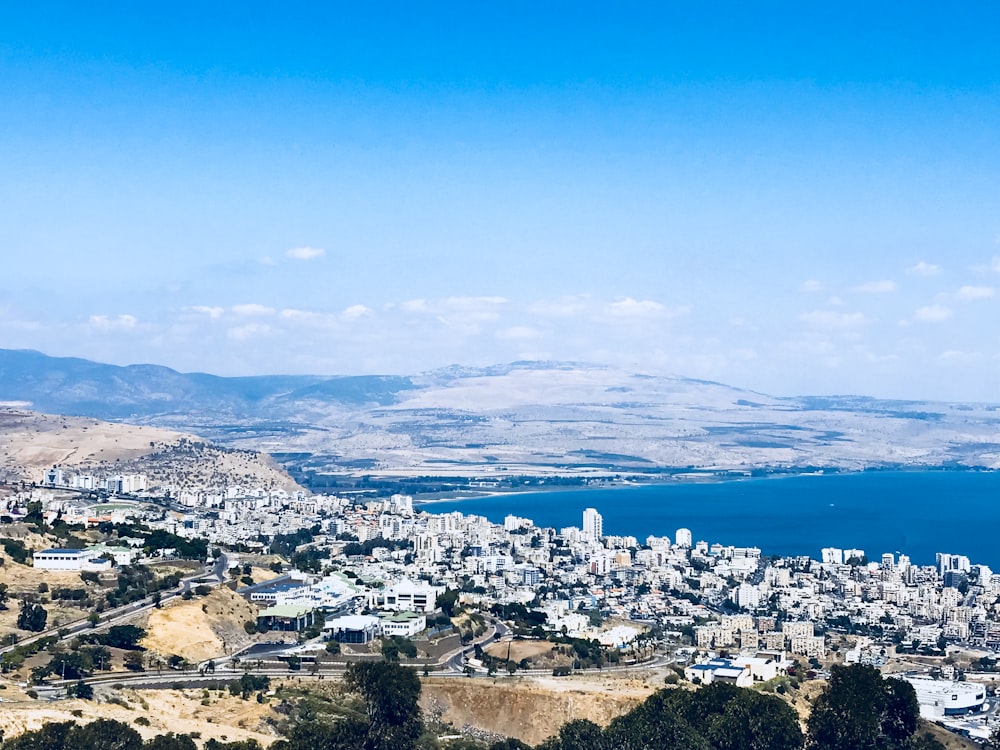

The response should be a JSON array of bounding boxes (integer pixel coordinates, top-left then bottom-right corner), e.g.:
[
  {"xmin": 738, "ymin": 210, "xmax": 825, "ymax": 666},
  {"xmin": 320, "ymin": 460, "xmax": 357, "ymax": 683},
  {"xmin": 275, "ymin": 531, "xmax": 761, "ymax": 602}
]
[
  {"xmin": 324, "ymin": 614, "xmax": 380, "ymax": 644},
  {"xmin": 256, "ymin": 605, "xmax": 315, "ymax": 632},
  {"xmin": 904, "ymin": 677, "xmax": 986, "ymax": 718}
]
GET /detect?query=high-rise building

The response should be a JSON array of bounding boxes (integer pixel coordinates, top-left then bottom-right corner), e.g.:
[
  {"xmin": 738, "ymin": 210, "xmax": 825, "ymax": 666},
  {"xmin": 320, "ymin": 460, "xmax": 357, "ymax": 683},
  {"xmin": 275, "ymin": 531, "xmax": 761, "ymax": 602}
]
[
  {"xmin": 582, "ymin": 507, "xmax": 603, "ymax": 541},
  {"xmin": 675, "ymin": 528, "xmax": 693, "ymax": 548}
]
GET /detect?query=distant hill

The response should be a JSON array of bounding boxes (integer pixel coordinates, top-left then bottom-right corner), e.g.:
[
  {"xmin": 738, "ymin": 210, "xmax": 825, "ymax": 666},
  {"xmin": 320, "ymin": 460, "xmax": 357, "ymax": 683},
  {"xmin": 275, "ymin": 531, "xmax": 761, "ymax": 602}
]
[
  {"xmin": 2, "ymin": 348, "xmax": 999, "ymax": 476},
  {"xmin": 0, "ymin": 406, "xmax": 300, "ymax": 491},
  {"xmin": 0, "ymin": 348, "xmax": 413, "ymax": 418}
]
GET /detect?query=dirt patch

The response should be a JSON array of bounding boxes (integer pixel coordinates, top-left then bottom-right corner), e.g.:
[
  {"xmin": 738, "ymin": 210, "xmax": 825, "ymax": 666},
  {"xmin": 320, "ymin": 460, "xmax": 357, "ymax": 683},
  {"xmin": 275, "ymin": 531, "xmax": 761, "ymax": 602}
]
[
  {"xmin": 142, "ymin": 587, "xmax": 258, "ymax": 663},
  {"xmin": 0, "ymin": 688, "xmax": 279, "ymax": 746},
  {"xmin": 421, "ymin": 673, "xmax": 657, "ymax": 745},
  {"xmin": 484, "ymin": 639, "xmax": 554, "ymax": 663}
]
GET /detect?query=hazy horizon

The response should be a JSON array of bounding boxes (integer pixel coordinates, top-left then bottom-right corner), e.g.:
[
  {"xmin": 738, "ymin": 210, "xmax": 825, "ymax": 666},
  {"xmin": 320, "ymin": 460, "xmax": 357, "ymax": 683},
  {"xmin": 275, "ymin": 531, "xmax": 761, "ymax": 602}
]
[{"xmin": 2, "ymin": 4, "xmax": 999, "ymax": 402}]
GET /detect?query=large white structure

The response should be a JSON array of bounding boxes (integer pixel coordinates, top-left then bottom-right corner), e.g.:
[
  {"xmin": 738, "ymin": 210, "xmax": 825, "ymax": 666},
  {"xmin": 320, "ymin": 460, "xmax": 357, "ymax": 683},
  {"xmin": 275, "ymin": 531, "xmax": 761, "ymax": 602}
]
[
  {"xmin": 904, "ymin": 677, "xmax": 985, "ymax": 718},
  {"xmin": 582, "ymin": 508, "xmax": 603, "ymax": 541},
  {"xmin": 32, "ymin": 548, "xmax": 111, "ymax": 572},
  {"xmin": 675, "ymin": 528, "xmax": 693, "ymax": 548}
]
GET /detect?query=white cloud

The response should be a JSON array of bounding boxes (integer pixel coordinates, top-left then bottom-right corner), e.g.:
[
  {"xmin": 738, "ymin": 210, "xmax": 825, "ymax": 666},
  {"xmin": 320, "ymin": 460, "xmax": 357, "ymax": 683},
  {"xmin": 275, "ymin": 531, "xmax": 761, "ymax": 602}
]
[
  {"xmin": 913, "ymin": 304, "xmax": 953, "ymax": 323},
  {"xmin": 496, "ymin": 326, "xmax": 542, "ymax": 340},
  {"xmin": 258, "ymin": 256, "xmax": 278, "ymax": 266},
  {"xmin": 341, "ymin": 304, "xmax": 374, "ymax": 321},
  {"xmin": 991, "ymin": 256, "xmax": 1000, "ymax": 272},
  {"xmin": 527, "ymin": 296, "xmax": 590, "ymax": 317},
  {"xmin": 602, "ymin": 298, "xmax": 690, "ymax": 320},
  {"xmin": 285, "ymin": 246, "xmax": 326, "ymax": 261},
  {"xmin": 907, "ymin": 261, "xmax": 941, "ymax": 277},
  {"xmin": 399, "ymin": 299, "xmax": 429, "ymax": 314},
  {"xmin": 938, "ymin": 350, "xmax": 982, "ymax": 365},
  {"xmin": 227, "ymin": 323, "xmax": 272, "ymax": 340},
  {"xmin": 605, "ymin": 298, "xmax": 667, "ymax": 317},
  {"xmin": 88, "ymin": 314, "xmax": 138, "ymax": 331},
  {"xmin": 279, "ymin": 308, "xmax": 324, "ymax": 323},
  {"xmin": 956, "ymin": 285, "xmax": 995, "ymax": 301},
  {"xmin": 190, "ymin": 305, "xmax": 224, "ymax": 319},
  {"xmin": 854, "ymin": 280, "xmax": 898, "ymax": 293},
  {"xmin": 799, "ymin": 310, "xmax": 866, "ymax": 329},
  {"xmin": 800, "ymin": 280, "xmax": 823, "ymax": 293},
  {"xmin": 231, "ymin": 303, "xmax": 275, "ymax": 316}
]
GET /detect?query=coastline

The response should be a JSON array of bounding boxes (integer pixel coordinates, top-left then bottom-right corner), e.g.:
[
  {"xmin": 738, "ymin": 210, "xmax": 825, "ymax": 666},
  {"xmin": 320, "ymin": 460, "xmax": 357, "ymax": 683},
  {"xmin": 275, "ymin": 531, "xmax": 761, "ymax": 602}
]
[
  {"xmin": 411, "ymin": 468, "xmax": 1000, "ymax": 568},
  {"xmin": 411, "ymin": 464, "xmax": 995, "ymax": 507}
]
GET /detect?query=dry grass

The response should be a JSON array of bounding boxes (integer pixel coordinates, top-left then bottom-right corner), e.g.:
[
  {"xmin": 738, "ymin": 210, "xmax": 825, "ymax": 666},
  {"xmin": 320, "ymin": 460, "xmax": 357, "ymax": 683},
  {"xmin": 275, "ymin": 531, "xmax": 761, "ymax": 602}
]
[
  {"xmin": 141, "ymin": 587, "xmax": 259, "ymax": 663},
  {"xmin": 0, "ymin": 688, "xmax": 279, "ymax": 747}
]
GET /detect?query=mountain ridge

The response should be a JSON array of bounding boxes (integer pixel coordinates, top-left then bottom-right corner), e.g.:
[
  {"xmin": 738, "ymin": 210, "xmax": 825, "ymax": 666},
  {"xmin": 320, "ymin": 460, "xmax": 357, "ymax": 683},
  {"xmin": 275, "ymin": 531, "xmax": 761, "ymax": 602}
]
[{"xmin": 1, "ymin": 348, "xmax": 998, "ymax": 476}]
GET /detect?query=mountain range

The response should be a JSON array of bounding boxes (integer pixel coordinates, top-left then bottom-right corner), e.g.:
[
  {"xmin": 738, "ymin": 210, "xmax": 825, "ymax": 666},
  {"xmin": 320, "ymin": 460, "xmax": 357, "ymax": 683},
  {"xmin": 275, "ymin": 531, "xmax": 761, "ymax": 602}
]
[{"xmin": 2, "ymin": 348, "xmax": 999, "ymax": 477}]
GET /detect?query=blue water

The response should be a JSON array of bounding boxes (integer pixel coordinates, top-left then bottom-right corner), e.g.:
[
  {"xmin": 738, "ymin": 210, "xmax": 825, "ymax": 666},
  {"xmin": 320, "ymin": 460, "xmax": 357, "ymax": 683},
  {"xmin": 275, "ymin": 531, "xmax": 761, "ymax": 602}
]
[{"xmin": 422, "ymin": 471, "xmax": 1000, "ymax": 567}]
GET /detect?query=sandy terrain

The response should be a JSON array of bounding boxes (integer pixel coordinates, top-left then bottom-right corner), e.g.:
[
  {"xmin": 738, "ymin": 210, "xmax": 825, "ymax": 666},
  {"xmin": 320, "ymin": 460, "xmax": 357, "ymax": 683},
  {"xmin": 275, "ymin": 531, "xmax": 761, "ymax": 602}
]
[
  {"xmin": 141, "ymin": 588, "xmax": 258, "ymax": 663},
  {"xmin": 484, "ymin": 640, "xmax": 555, "ymax": 662},
  {"xmin": 0, "ymin": 689, "xmax": 278, "ymax": 747},
  {"xmin": 421, "ymin": 672, "xmax": 658, "ymax": 745},
  {"xmin": 0, "ymin": 554, "xmax": 102, "ymax": 642},
  {"xmin": 0, "ymin": 410, "xmax": 182, "ymax": 481}
]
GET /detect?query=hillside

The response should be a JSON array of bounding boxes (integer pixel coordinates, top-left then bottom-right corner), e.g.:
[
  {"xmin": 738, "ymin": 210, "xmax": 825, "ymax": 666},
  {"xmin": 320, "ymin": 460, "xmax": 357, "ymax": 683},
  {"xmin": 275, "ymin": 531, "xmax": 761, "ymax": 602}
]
[
  {"xmin": 2, "ymin": 349, "xmax": 1000, "ymax": 478},
  {"xmin": 0, "ymin": 407, "xmax": 300, "ymax": 492}
]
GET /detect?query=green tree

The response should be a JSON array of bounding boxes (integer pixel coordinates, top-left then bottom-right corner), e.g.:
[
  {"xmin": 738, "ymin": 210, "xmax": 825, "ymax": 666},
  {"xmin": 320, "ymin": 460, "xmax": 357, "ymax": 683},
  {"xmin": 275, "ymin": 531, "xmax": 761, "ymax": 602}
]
[
  {"xmin": 807, "ymin": 664, "xmax": 919, "ymax": 750},
  {"xmin": 124, "ymin": 651, "xmax": 145, "ymax": 671},
  {"xmin": 72, "ymin": 719, "xmax": 143, "ymax": 750},
  {"xmin": 17, "ymin": 600, "xmax": 48, "ymax": 632},
  {"xmin": 537, "ymin": 719, "xmax": 607, "ymax": 750},
  {"xmin": 344, "ymin": 661, "xmax": 422, "ymax": 750},
  {"xmin": 67, "ymin": 680, "xmax": 94, "ymax": 699},
  {"xmin": 143, "ymin": 734, "xmax": 198, "ymax": 750}
]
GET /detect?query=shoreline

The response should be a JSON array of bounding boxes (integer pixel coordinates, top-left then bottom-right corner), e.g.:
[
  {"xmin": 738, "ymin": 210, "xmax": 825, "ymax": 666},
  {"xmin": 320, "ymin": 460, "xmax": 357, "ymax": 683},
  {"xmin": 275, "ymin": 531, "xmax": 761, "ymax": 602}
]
[
  {"xmin": 410, "ymin": 465, "xmax": 995, "ymax": 506},
  {"xmin": 410, "ymin": 468, "xmax": 1000, "ymax": 568}
]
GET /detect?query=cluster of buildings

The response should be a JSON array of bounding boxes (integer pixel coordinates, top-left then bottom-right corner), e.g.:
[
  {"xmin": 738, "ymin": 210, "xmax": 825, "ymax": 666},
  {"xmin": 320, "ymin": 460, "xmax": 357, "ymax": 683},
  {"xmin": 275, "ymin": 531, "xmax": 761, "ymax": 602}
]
[{"xmin": 9, "ymin": 476, "xmax": 1000, "ymax": 730}]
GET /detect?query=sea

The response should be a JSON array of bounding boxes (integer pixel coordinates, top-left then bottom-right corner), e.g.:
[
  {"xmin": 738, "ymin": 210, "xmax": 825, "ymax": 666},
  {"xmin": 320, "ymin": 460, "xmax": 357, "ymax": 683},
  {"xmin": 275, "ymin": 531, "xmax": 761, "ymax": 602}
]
[{"xmin": 421, "ymin": 470, "xmax": 1000, "ymax": 568}]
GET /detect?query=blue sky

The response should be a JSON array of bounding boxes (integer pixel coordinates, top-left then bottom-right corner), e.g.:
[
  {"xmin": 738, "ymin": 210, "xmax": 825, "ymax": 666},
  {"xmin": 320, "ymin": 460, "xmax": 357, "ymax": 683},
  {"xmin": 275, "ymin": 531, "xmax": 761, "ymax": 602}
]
[{"xmin": 1, "ymin": 3, "xmax": 999, "ymax": 400}]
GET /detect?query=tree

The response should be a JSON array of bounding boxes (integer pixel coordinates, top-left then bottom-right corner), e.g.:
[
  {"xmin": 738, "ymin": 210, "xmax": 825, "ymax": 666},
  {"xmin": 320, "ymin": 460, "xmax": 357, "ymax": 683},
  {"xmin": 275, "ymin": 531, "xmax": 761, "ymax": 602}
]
[
  {"xmin": 537, "ymin": 719, "xmax": 607, "ymax": 750},
  {"xmin": 144, "ymin": 735, "xmax": 198, "ymax": 750},
  {"xmin": 17, "ymin": 600, "xmax": 47, "ymax": 632},
  {"xmin": 344, "ymin": 661, "xmax": 422, "ymax": 750},
  {"xmin": 124, "ymin": 651, "xmax": 145, "ymax": 671},
  {"xmin": 67, "ymin": 680, "xmax": 94, "ymax": 699},
  {"xmin": 71, "ymin": 719, "xmax": 143, "ymax": 750},
  {"xmin": 807, "ymin": 664, "xmax": 920, "ymax": 750},
  {"xmin": 0, "ymin": 582, "xmax": 9, "ymax": 609},
  {"xmin": 99, "ymin": 624, "xmax": 146, "ymax": 649},
  {"xmin": 436, "ymin": 588, "xmax": 459, "ymax": 617}
]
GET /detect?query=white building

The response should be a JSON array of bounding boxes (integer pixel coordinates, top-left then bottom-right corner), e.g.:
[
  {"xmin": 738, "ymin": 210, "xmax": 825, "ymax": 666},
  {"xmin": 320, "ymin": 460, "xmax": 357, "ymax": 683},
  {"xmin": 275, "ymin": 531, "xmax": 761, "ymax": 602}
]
[
  {"xmin": 675, "ymin": 528, "xmax": 693, "ymax": 548},
  {"xmin": 369, "ymin": 579, "xmax": 442, "ymax": 613},
  {"xmin": 904, "ymin": 677, "xmax": 986, "ymax": 718},
  {"xmin": 32, "ymin": 548, "xmax": 112, "ymax": 572},
  {"xmin": 685, "ymin": 659, "xmax": 753, "ymax": 687},
  {"xmin": 821, "ymin": 547, "xmax": 844, "ymax": 565},
  {"xmin": 582, "ymin": 508, "xmax": 603, "ymax": 541},
  {"xmin": 379, "ymin": 611, "xmax": 427, "ymax": 638}
]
